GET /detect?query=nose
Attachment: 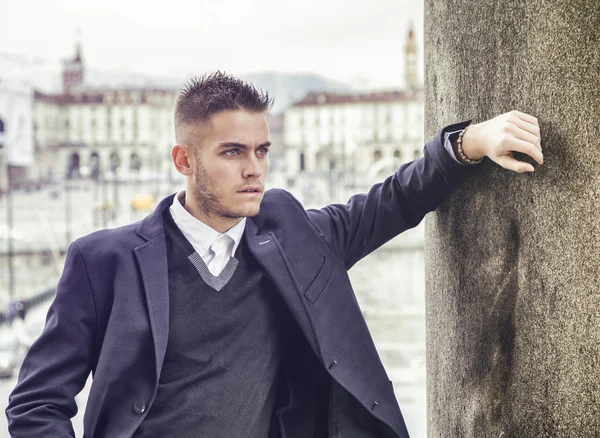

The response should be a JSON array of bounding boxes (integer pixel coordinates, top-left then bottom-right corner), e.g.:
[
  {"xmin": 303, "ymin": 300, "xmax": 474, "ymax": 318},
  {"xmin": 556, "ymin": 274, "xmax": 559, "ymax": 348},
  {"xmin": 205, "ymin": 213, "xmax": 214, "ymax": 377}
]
[{"xmin": 242, "ymin": 154, "xmax": 263, "ymax": 179}]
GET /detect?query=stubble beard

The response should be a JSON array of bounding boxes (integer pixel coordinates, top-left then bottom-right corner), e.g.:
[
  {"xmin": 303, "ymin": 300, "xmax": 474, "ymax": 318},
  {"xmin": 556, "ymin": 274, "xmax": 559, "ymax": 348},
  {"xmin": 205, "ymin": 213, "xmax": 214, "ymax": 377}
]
[{"xmin": 192, "ymin": 153, "xmax": 259, "ymax": 221}]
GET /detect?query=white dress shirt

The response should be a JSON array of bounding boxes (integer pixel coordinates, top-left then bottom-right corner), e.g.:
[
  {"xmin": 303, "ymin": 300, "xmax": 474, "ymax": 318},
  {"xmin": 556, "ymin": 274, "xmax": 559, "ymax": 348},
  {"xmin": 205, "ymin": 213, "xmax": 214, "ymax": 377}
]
[{"xmin": 169, "ymin": 192, "xmax": 246, "ymax": 276}]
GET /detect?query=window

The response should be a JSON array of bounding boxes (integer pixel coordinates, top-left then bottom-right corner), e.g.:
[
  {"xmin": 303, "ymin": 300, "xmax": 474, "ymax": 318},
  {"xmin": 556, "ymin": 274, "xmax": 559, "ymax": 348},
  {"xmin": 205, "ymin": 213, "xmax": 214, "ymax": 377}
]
[
  {"xmin": 67, "ymin": 153, "xmax": 81, "ymax": 179},
  {"xmin": 0, "ymin": 117, "xmax": 4, "ymax": 149},
  {"xmin": 130, "ymin": 152, "xmax": 142, "ymax": 171},
  {"xmin": 89, "ymin": 152, "xmax": 101, "ymax": 180},
  {"xmin": 109, "ymin": 152, "xmax": 121, "ymax": 172}
]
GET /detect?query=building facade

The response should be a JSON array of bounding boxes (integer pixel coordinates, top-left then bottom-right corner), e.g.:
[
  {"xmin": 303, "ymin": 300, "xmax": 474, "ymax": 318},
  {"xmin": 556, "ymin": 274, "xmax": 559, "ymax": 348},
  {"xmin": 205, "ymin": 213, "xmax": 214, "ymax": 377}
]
[
  {"xmin": 283, "ymin": 26, "xmax": 424, "ymax": 189},
  {"xmin": 34, "ymin": 88, "xmax": 177, "ymax": 180},
  {"xmin": 33, "ymin": 42, "xmax": 178, "ymax": 181},
  {"xmin": 0, "ymin": 80, "xmax": 34, "ymax": 189},
  {"xmin": 284, "ymin": 89, "xmax": 424, "ymax": 179}
]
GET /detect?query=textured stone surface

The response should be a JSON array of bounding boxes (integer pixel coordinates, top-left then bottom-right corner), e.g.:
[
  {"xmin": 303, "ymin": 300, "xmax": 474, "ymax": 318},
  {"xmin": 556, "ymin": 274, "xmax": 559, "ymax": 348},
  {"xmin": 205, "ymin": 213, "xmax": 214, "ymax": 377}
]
[{"xmin": 424, "ymin": 1, "xmax": 600, "ymax": 437}]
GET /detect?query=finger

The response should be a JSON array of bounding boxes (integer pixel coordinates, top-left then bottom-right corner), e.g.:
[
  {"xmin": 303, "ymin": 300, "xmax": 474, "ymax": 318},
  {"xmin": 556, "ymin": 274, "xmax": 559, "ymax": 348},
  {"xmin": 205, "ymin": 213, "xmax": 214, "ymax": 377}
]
[
  {"xmin": 512, "ymin": 111, "xmax": 539, "ymax": 128},
  {"xmin": 508, "ymin": 122, "xmax": 542, "ymax": 151},
  {"xmin": 495, "ymin": 155, "xmax": 535, "ymax": 173},
  {"xmin": 504, "ymin": 136, "xmax": 544, "ymax": 165}
]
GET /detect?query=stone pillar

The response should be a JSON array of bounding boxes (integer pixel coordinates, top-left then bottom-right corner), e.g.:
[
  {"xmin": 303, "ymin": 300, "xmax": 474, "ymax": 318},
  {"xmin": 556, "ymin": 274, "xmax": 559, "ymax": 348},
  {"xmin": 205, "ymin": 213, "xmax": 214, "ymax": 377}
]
[{"xmin": 424, "ymin": 1, "xmax": 600, "ymax": 437}]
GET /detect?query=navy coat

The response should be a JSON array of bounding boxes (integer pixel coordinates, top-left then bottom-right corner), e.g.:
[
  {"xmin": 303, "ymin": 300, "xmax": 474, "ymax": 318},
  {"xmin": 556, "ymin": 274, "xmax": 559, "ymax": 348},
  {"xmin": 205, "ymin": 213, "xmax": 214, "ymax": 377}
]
[{"xmin": 6, "ymin": 121, "xmax": 473, "ymax": 437}]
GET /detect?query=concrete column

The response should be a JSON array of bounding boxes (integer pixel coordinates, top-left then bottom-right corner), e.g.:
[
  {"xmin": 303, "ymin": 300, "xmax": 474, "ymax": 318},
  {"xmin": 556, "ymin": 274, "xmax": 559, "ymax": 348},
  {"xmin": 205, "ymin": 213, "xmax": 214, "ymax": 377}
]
[{"xmin": 424, "ymin": 1, "xmax": 600, "ymax": 437}]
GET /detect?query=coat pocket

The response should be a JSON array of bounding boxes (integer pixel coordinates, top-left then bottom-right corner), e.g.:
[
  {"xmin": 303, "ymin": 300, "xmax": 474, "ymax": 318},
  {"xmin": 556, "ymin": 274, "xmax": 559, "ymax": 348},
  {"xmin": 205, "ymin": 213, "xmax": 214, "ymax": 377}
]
[{"xmin": 303, "ymin": 257, "xmax": 333, "ymax": 304}]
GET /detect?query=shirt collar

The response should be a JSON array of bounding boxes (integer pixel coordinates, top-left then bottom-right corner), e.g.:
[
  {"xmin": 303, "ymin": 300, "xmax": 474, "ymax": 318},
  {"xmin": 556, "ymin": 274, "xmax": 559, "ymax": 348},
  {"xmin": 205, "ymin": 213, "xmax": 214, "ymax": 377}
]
[{"xmin": 169, "ymin": 191, "xmax": 246, "ymax": 257}]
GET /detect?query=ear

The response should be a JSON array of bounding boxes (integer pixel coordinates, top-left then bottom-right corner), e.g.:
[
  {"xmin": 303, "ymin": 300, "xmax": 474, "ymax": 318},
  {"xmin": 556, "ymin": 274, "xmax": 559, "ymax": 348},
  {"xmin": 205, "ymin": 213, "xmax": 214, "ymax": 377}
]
[{"xmin": 171, "ymin": 144, "xmax": 194, "ymax": 176}]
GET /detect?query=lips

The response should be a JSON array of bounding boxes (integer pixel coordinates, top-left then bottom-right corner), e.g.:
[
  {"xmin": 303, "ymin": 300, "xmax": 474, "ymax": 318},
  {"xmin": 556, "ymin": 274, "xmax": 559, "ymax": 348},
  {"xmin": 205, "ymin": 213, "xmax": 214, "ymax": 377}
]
[{"xmin": 238, "ymin": 185, "xmax": 262, "ymax": 193}]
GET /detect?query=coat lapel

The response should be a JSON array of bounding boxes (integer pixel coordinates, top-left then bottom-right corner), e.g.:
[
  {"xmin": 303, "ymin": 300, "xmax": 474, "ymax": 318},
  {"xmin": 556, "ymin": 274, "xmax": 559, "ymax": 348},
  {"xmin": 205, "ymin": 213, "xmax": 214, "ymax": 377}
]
[
  {"xmin": 133, "ymin": 195, "xmax": 174, "ymax": 379},
  {"xmin": 245, "ymin": 219, "xmax": 321, "ymax": 361},
  {"xmin": 134, "ymin": 238, "xmax": 170, "ymax": 379}
]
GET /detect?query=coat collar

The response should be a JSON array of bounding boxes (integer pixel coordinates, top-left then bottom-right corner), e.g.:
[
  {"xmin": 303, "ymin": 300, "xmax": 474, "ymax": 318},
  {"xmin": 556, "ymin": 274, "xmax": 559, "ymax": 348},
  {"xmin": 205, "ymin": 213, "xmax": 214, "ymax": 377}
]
[
  {"xmin": 135, "ymin": 193, "xmax": 176, "ymax": 241},
  {"xmin": 137, "ymin": 192, "xmax": 253, "ymax": 243}
]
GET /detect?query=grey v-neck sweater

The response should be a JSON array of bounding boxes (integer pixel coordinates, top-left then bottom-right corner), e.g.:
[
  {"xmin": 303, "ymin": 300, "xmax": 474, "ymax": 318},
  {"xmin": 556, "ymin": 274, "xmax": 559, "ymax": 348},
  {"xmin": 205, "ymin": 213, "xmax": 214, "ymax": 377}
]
[{"xmin": 133, "ymin": 209, "xmax": 286, "ymax": 438}]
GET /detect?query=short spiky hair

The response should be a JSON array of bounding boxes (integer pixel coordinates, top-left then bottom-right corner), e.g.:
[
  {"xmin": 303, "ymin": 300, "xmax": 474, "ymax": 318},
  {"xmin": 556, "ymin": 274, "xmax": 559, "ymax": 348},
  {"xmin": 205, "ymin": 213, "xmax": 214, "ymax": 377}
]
[{"xmin": 174, "ymin": 71, "xmax": 273, "ymax": 143}]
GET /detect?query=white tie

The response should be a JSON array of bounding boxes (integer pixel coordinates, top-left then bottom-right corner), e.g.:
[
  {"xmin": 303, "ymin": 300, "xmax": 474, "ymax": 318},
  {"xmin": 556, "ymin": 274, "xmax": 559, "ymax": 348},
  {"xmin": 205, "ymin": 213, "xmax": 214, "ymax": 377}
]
[{"xmin": 207, "ymin": 235, "xmax": 232, "ymax": 276}]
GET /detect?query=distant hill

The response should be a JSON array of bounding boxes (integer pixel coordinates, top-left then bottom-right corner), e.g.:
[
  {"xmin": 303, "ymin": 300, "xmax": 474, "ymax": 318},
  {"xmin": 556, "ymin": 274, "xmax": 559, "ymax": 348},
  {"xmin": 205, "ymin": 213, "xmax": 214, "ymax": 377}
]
[
  {"xmin": 85, "ymin": 70, "xmax": 353, "ymax": 114},
  {"xmin": 0, "ymin": 53, "xmax": 353, "ymax": 114},
  {"xmin": 239, "ymin": 72, "xmax": 353, "ymax": 114}
]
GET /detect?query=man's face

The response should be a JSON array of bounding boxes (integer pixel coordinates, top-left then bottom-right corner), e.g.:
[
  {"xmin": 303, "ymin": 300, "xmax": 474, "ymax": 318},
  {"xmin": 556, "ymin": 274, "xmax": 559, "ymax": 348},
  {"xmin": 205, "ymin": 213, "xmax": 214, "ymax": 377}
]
[{"xmin": 190, "ymin": 110, "xmax": 270, "ymax": 223}]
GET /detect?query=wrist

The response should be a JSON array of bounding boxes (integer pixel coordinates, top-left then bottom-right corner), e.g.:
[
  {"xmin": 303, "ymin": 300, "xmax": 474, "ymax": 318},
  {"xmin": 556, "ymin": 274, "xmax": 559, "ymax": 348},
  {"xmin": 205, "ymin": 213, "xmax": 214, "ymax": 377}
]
[{"xmin": 458, "ymin": 126, "xmax": 484, "ymax": 163}]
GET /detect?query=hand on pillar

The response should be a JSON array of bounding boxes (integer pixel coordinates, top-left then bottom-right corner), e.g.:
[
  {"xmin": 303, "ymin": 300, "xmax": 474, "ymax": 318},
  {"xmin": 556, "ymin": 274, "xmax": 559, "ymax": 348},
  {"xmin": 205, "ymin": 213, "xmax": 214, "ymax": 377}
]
[{"xmin": 462, "ymin": 110, "xmax": 544, "ymax": 173}]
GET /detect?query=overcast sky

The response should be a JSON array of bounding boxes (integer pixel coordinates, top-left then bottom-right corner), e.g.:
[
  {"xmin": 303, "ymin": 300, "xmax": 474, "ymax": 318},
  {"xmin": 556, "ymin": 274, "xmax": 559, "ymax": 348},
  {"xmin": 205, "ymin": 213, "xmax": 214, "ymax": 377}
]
[{"xmin": 2, "ymin": 0, "xmax": 424, "ymax": 89}]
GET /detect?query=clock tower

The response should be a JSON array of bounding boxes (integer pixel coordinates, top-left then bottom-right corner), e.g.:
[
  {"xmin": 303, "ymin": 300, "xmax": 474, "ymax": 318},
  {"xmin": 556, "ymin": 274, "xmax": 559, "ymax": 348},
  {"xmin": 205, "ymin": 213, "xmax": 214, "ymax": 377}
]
[
  {"xmin": 405, "ymin": 24, "xmax": 418, "ymax": 88},
  {"xmin": 62, "ymin": 29, "xmax": 85, "ymax": 95}
]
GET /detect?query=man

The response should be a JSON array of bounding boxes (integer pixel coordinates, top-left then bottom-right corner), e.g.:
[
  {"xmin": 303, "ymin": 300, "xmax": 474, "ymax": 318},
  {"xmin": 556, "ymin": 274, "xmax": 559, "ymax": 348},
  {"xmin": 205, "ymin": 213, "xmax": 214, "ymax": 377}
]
[{"xmin": 6, "ymin": 72, "xmax": 543, "ymax": 437}]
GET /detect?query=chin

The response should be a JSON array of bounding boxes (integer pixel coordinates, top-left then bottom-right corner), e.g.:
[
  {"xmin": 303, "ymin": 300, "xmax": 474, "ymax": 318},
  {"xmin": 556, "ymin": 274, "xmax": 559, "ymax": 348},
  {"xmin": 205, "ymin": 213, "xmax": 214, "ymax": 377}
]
[
  {"xmin": 240, "ymin": 198, "xmax": 263, "ymax": 217},
  {"xmin": 224, "ymin": 204, "xmax": 260, "ymax": 219},
  {"xmin": 242, "ymin": 206, "xmax": 261, "ymax": 218}
]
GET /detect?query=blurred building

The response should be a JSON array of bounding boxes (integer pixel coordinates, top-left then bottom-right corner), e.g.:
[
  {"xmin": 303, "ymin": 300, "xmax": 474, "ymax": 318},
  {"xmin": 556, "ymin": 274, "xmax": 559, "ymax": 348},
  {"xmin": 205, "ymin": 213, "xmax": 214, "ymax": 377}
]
[
  {"xmin": 283, "ymin": 26, "xmax": 424, "ymax": 186},
  {"xmin": 0, "ymin": 79, "xmax": 34, "ymax": 189},
  {"xmin": 33, "ymin": 40, "xmax": 178, "ymax": 181}
]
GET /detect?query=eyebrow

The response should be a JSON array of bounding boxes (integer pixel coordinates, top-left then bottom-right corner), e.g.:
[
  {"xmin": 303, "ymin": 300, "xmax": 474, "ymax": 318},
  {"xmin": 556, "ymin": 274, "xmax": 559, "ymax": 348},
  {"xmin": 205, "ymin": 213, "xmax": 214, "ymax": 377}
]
[{"xmin": 217, "ymin": 141, "xmax": 272, "ymax": 150}]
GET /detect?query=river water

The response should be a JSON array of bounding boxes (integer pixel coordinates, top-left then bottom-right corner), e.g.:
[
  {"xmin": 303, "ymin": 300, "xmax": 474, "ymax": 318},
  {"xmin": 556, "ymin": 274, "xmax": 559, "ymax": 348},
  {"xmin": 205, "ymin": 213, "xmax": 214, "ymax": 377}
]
[{"xmin": 350, "ymin": 237, "xmax": 426, "ymax": 437}]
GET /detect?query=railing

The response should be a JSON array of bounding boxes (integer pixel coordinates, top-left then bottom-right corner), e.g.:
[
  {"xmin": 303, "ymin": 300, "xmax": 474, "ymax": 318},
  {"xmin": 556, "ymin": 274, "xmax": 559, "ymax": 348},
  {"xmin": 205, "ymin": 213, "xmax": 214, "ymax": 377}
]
[{"xmin": 0, "ymin": 288, "xmax": 55, "ymax": 326}]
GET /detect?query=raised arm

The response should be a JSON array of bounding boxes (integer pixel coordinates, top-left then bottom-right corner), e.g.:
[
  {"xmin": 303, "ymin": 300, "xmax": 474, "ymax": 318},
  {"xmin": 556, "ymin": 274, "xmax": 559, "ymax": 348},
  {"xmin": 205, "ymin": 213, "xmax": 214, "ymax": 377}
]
[
  {"xmin": 305, "ymin": 121, "xmax": 474, "ymax": 268},
  {"xmin": 306, "ymin": 112, "xmax": 543, "ymax": 269}
]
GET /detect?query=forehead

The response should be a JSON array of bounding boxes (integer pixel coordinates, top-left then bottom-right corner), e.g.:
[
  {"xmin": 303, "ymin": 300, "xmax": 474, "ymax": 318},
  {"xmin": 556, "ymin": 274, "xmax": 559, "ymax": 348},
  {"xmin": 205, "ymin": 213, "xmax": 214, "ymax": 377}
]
[{"xmin": 204, "ymin": 110, "xmax": 270, "ymax": 143}]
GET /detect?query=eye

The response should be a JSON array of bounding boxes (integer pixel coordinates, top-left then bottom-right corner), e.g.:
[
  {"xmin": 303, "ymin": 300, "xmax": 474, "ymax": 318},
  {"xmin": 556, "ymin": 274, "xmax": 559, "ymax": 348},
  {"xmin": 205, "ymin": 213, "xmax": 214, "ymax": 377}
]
[
  {"xmin": 224, "ymin": 149, "xmax": 240, "ymax": 157},
  {"xmin": 257, "ymin": 147, "xmax": 269, "ymax": 157}
]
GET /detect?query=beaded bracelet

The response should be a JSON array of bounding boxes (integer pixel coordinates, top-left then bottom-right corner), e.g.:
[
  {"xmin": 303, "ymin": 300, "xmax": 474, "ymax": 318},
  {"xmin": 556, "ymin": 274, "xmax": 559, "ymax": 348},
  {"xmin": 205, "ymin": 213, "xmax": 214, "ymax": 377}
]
[{"xmin": 456, "ymin": 127, "xmax": 483, "ymax": 165}]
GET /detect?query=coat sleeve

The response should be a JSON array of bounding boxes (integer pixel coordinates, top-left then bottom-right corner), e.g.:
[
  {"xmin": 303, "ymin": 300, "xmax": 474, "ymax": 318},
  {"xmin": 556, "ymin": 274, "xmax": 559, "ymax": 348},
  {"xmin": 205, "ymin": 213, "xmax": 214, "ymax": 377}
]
[
  {"xmin": 306, "ymin": 121, "xmax": 476, "ymax": 269},
  {"xmin": 6, "ymin": 242, "xmax": 97, "ymax": 437}
]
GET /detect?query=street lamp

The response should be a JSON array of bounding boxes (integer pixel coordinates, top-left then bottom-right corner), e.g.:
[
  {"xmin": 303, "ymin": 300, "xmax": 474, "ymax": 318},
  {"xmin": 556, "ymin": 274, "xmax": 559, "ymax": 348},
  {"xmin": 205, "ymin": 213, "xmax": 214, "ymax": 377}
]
[
  {"xmin": 109, "ymin": 152, "xmax": 121, "ymax": 225},
  {"xmin": 65, "ymin": 176, "xmax": 71, "ymax": 248},
  {"xmin": 90, "ymin": 153, "xmax": 100, "ymax": 228},
  {"xmin": 6, "ymin": 165, "xmax": 15, "ymax": 302},
  {"xmin": 0, "ymin": 117, "xmax": 15, "ymax": 302}
]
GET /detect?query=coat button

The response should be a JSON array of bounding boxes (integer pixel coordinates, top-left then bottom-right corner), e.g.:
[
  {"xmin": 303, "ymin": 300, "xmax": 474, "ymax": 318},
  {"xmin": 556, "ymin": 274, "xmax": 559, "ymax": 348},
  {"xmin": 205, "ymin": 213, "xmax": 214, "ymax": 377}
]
[
  {"xmin": 371, "ymin": 401, "xmax": 379, "ymax": 410},
  {"xmin": 133, "ymin": 402, "xmax": 146, "ymax": 414}
]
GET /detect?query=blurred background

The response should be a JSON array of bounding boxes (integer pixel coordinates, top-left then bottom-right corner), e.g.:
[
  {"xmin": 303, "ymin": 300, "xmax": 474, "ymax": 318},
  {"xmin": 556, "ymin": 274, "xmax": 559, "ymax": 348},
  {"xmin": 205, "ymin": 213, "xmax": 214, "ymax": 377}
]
[{"xmin": 0, "ymin": 0, "xmax": 426, "ymax": 436}]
